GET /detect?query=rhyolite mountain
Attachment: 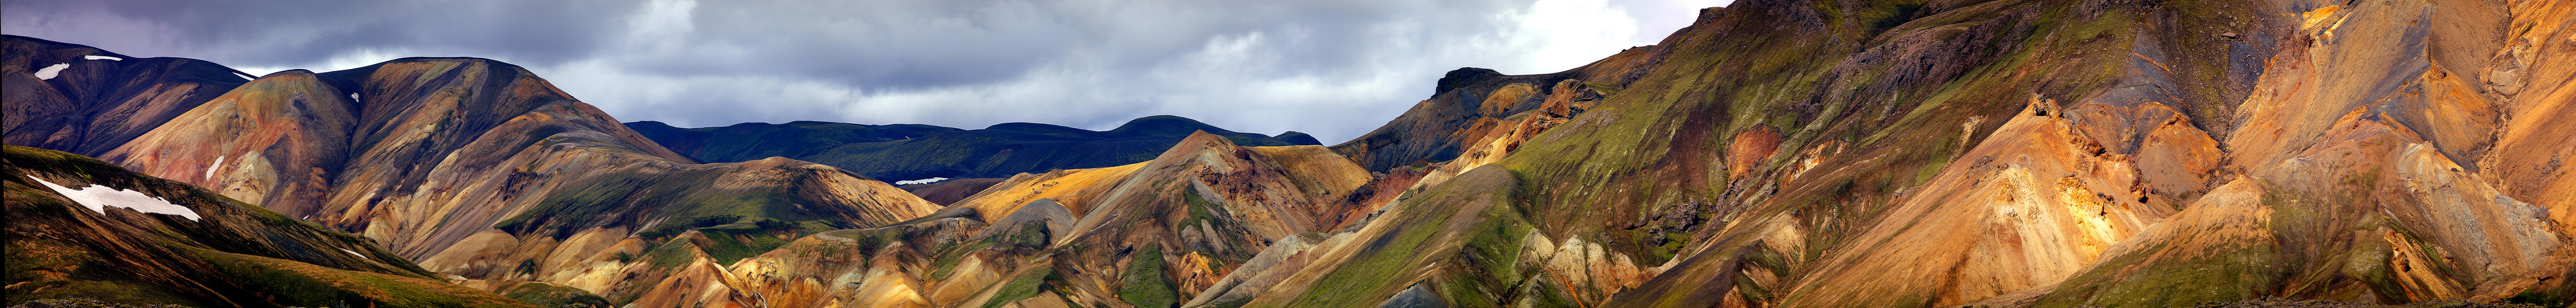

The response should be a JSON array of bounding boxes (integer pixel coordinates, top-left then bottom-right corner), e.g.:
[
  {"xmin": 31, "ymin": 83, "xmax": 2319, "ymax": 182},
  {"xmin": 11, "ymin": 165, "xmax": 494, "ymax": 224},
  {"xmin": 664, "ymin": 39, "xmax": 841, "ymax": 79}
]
[
  {"xmin": 6, "ymin": 34, "xmax": 941, "ymax": 306},
  {"xmin": 624, "ymin": 115, "xmax": 1322, "ymax": 181},
  {"xmin": 3, "ymin": 35, "xmax": 254, "ymax": 157},
  {"xmin": 9, "ymin": 0, "xmax": 2576, "ymax": 306}
]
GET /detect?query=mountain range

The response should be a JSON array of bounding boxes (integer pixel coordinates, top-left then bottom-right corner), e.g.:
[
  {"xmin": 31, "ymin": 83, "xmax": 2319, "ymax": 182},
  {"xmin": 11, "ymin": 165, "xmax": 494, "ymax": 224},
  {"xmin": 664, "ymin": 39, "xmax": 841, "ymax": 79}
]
[
  {"xmin": 6, "ymin": 0, "xmax": 2575, "ymax": 306},
  {"xmin": 624, "ymin": 115, "xmax": 1318, "ymax": 184}
]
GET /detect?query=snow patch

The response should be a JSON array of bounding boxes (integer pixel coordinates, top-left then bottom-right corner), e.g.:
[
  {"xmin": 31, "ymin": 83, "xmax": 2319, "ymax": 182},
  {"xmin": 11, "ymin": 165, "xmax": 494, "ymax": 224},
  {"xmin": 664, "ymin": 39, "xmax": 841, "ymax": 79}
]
[
  {"xmin": 24, "ymin": 176, "xmax": 201, "ymax": 221},
  {"xmin": 893, "ymin": 177, "xmax": 949, "ymax": 185},
  {"xmin": 348, "ymin": 93, "xmax": 359, "ymax": 101},
  {"xmin": 205, "ymin": 156, "xmax": 225, "ymax": 179},
  {"xmin": 83, "ymin": 55, "xmax": 122, "ymax": 61},
  {"xmin": 341, "ymin": 248, "xmax": 367, "ymax": 259},
  {"xmin": 33, "ymin": 63, "xmax": 69, "ymax": 79},
  {"xmin": 234, "ymin": 71, "xmax": 256, "ymax": 80}
]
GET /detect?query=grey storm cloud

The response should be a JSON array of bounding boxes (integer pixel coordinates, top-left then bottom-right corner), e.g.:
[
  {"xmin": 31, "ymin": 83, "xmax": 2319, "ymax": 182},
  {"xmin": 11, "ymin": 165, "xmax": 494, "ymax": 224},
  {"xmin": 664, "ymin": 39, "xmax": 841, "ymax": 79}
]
[{"xmin": 3, "ymin": 0, "xmax": 1729, "ymax": 144}]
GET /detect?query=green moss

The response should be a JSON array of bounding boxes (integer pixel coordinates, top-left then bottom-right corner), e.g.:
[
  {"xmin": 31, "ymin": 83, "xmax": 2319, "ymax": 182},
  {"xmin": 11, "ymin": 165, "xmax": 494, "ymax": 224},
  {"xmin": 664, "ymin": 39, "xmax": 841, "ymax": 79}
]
[
  {"xmin": 7, "ymin": 298, "xmax": 192, "ymax": 308},
  {"xmin": 192, "ymin": 247, "xmax": 534, "ymax": 307},
  {"xmin": 2030, "ymin": 241, "xmax": 2281, "ymax": 307},
  {"xmin": 926, "ymin": 240, "xmax": 996, "ymax": 280},
  {"xmin": 1118, "ymin": 244, "xmax": 1179, "ymax": 308},
  {"xmin": 1286, "ymin": 207, "xmax": 1450, "ymax": 306},
  {"xmin": 1278, "ymin": 170, "xmax": 1523, "ymax": 307},
  {"xmin": 696, "ymin": 227, "xmax": 792, "ymax": 265},
  {"xmin": 0, "ymin": 246, "xmax": 202, "ymax": 308},
  {"xmin": 980, "ymin": 268, "xmax": 1058, "ymax": 308},
  {"xmin": 643, "ymin": 239, "xmax": 698, "ymax": 269},
  {"xmin": 2506, "ymin": 288, "xmax": 2573, "ymax": 308},
  {"xmin": 498, "ymin": 282, "xmax": 611, "ymax": 308}
]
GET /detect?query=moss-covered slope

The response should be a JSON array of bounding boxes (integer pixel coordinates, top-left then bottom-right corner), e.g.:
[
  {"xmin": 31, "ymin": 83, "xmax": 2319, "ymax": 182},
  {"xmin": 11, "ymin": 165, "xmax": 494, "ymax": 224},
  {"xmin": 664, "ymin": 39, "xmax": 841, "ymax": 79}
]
[{"xmin": 3, "ymin": 145, "xmax": 534, "ymax": 307}]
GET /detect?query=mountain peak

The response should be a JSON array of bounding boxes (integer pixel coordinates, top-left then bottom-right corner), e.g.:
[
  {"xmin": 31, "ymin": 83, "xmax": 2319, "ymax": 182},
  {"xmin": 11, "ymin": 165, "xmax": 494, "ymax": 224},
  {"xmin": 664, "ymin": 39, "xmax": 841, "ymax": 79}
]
[
  {"xmin": 1436, "ymin": 67, "xmax": 1504, "ymax": 93},
  {"xmin": 1107, "ymin": 115, "xmax": 1231, "ymax": 137}
]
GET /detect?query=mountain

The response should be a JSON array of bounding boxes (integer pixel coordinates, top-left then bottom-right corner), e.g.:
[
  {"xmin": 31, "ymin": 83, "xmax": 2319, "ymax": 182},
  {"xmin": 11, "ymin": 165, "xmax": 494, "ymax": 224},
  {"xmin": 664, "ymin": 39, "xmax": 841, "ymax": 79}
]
[
  {"xmin": 3, "ymin": 145, "xmax": 534, "ymax": 307},
  {"xmin": 10, "ymin": 0, "xmax": 2574, "ymax": 305},
  {"xmin": 636, "ymin": 131, "xmax": 1381, "ymax": 307},
  {"xmin": 2, "ymin": 35, "xmax": 253, "ymax": 156},
  {"xmin": 1248, "ymin": 0, "xmax": 2575, "ymax": 306},
  {"xmin": 4, "ymin": 36, "xmax": 943, "ymax": 306},
  {"xmin": 625, "ymin": 115, "xmax": 1323, "ymax": 181}
]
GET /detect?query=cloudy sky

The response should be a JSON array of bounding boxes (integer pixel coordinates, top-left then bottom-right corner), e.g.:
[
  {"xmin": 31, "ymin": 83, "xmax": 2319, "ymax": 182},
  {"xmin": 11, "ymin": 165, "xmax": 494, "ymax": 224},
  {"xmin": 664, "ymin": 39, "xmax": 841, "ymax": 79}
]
[{"xmin": 4, "ymin": 0, "xmax": 1726, "ymax": 143}]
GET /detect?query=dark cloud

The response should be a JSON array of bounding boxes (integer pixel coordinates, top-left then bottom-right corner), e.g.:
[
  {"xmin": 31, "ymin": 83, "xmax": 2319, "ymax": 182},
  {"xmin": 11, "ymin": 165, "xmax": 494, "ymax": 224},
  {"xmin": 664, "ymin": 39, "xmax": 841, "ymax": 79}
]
[{"xmin": 4, "ymin": 0, "xmax": 1728, "ymax": 143}]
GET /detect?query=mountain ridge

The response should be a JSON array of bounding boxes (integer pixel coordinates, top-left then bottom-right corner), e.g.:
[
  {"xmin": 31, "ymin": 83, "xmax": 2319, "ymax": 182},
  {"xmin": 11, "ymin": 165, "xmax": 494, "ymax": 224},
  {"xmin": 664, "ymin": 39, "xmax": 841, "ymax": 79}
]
[{"xmin": 624, "ymin": 114, "xmax": 1321, "ymax": 182}]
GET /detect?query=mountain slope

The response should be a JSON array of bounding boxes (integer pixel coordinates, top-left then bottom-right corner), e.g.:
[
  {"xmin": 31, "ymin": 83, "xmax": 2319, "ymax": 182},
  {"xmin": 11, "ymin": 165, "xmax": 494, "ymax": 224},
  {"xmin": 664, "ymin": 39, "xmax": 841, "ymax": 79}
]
[
  {"xmin": 4, "ymin": 145, "xmax": 533, "ymax": 307},
  {"xmin": 626, "ymin": 115, "xmax": 1323, "ymax": 181},
  {"xmin": 2, "ymin": 34, "xmax": 252, "ymax": 157},
  {"xmin": 665, "ymin": 131, "xmax": 1381, "ymax": 307},
  {"xmin": 5, "ymin": 36, "xmax": 948, "ymax": 306},
  {"xmin": 1216, "ymin": 0, "xmax": 2574, "ymax": 306}
]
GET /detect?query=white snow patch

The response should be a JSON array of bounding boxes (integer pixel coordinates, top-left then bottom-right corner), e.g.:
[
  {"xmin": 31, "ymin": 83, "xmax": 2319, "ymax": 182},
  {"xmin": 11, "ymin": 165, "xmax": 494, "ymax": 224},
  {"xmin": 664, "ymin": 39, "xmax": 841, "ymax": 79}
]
[
  {"xmin": 205, "ymin": 156, "xmax": 225, "ymax": 179},
  {"xmin": 24, "ymin": 176, "xmax": 201, "ymax": 221},
  {"xmin": 893, "ymin": 177, "xmax": 949, "ymax": 185},
  {"xmin": 349, "ymin": 93, "xmax": 359, "ymax": 101},
  {"xmin": 83, "ymin": 55, "xmax": 122, "ymax": 61},
  {"xmin": 33, "ymin": 63, "xmax": 69, "ymax": 79},
  {"xmin": 341, "ymin": 248, "xmax": 367, "ymax": 259},
  {"xmin": 234, "ymin": 71, "xmax": 256, "ymax": 80}
]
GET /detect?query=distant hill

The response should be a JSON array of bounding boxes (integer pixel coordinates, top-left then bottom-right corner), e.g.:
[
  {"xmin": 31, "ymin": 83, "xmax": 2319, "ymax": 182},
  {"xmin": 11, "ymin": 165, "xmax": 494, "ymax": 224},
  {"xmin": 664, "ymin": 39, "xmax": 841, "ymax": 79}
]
[{"xmin": 625, "ymin": 115, "xmax": 1322, "ymax": 180}]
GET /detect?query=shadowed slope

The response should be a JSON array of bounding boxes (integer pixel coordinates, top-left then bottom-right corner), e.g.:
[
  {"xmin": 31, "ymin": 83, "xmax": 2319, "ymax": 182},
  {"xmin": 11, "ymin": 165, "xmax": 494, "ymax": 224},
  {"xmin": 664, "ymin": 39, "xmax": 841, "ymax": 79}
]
[{"xmin": 2, "ymin": 35, "xmax": 252, "ymax": 156}]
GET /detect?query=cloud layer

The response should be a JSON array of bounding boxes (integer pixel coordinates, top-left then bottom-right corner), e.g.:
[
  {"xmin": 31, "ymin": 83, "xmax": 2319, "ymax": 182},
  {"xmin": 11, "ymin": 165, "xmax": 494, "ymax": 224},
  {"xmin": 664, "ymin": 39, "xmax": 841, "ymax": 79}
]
[{"xmin": 4, "ymin": 0, "xmax": 1726, "ymax": 143}]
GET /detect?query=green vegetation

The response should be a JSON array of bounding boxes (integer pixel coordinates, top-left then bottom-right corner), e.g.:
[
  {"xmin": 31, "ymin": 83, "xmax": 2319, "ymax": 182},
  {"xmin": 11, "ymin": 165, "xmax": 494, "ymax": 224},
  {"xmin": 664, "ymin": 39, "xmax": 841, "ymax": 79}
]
[
  {"xmin": 643, "ymin": 238, "xmax": 700, "ymax": 269},
  {"xmin": 1283, "ymin": 169, "xmax": 1517, "ymax": 307},
  {"xmin": 2026, "ymin": 239, "xmax": 2281, "ymax": 307},
  {"xmin": 1439, "ymin": 203, "xmax": 1538, "ymax": 307},
  {"xmin": 192, "ymin": 247, "xmax": 534, "ymax": 307},
  {"xmin": 1118, "ymin": 244, "xmax": 1179, "ymax": 308},
  {"xmin": 924, "ymin": 240, "xmax": 994, "ymax": 280},
  {"xmin": 2, "ymin": 235, "xmax": 202, "ymax": 307},
  {"xmin": 980, "ymin": 269, "xmax": 1060, "ymax": 308},
  {"xmin": 6, "ymin": 298, "xmax": 190, "ymax": 308},
  {"xmin": 695, "ymin": 225, "xmax": 795, "ymax": 265},
  {"xmin": 498, "ymin": 282, "xmax": 611, "ymax": 308},
  {"xmin": 494, "ymin": 164, "xmax": 850, "ymax": 243}
]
